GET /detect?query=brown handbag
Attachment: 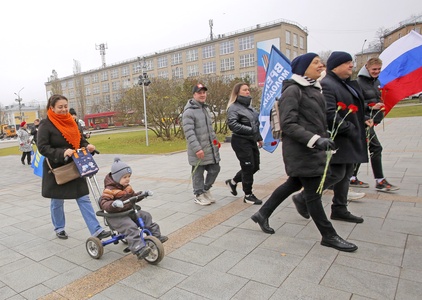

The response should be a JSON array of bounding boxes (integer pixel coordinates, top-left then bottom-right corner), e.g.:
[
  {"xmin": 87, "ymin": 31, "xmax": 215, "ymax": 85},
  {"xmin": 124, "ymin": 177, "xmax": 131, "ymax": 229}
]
[{"xmin": 46, "ymin": 158, "xmax": 80, "ymax": 185}]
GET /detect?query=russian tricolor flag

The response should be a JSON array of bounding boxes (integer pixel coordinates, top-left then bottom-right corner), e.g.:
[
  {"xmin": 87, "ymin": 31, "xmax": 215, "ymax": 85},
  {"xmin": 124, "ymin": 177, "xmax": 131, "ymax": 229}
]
[{"xmin": 379, "ymin": 30, "xmax": 422, "ymax": 115}]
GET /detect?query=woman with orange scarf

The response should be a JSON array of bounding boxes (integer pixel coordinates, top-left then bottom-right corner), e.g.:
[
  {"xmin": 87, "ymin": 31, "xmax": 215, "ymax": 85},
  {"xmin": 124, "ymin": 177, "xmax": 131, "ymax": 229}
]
[{"xmin": 37, "ymin": 95, "xmax": 110, "ymax": 240}]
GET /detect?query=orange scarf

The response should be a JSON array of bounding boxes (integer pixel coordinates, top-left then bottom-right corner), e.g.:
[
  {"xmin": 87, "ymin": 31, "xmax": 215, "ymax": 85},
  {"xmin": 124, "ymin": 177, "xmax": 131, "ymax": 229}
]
[{"xmin": 47, "ymin": 109, "xmax": 81, "ymax": 149}]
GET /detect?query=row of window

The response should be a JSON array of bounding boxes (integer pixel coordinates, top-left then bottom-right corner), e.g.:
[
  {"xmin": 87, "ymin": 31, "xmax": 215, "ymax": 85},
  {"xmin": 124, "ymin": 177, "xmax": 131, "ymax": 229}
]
[
  {"xmin": 285, "ymin": 31, "xmax": 305, "ymax": 49},
  {"xmin": 61, "ymin": 53, "xmax": 256, "ymax": 91}
]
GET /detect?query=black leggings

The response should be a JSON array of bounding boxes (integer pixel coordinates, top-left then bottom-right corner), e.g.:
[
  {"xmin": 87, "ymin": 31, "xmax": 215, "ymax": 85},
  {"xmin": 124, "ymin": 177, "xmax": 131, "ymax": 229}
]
[
  {"xmin": 231, "ymin": 135, "xmax": 260, "ymax": 195},
  {"xmin": 21, "ymin": 151, "xmax": 31, "ymax": 164}
]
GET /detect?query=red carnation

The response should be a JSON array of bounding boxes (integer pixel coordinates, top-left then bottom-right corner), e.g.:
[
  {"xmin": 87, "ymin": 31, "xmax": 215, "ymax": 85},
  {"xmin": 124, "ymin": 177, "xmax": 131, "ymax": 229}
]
[
  {"xmin": 337, "ymin": 102, "xmax": 347, "ymax": 110},
  {"xmin": 271, "ymin": 141, "xmax": 277, "ymax": 146},
  {"xmin": 368, "ymin": 103, "xmax": 376, "ymax": 107},
  {"xmin": 348, "ymin": 104, "xmax": 358, "ymax": 113}
]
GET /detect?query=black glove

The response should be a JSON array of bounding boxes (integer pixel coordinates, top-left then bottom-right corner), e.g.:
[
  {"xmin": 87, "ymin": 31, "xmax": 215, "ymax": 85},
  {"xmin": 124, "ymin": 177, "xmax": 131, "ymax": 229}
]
[{"xmin": 314, "ymin": 138, "xmax": 336, "ymax": 150}]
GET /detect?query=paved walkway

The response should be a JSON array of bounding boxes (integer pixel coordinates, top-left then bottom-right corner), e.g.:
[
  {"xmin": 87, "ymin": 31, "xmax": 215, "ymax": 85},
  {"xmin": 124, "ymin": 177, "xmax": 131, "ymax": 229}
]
[{"xmin": 0, "ymin": 117, "xmax": 421, "ymax": 300}]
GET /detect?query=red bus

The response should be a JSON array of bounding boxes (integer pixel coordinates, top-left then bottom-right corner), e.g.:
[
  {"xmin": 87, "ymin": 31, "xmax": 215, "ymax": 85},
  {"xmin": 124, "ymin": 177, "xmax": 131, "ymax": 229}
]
[{"xmin": 84, "ymin": 111, "xmax": 123, "ymax": 130}]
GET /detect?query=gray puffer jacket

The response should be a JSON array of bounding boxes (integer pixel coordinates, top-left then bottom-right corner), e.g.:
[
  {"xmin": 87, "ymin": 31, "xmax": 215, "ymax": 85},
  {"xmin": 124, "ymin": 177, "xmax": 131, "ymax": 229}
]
[{"xmin": 182, "ymin": 99, "xmax": 220, "ymax": 166}]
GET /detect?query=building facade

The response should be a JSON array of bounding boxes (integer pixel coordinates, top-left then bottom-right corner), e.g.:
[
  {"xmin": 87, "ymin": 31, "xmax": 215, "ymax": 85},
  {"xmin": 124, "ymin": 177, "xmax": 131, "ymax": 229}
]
[{"xmin": 45, "ymin": 19, "xmax": 308, "ymax": 115}]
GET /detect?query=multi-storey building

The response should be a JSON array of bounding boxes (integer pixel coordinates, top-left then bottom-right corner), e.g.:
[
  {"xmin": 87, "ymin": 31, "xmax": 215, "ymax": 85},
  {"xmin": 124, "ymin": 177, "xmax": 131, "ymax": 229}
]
[{"xmin": 45, "ymin": 18, "xmax": 308, "ymax": 114}]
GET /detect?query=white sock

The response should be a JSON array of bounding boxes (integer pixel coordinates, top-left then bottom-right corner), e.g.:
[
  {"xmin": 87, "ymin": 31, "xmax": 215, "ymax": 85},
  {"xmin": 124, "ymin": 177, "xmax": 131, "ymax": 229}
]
[
  {"xmin": 376, "ymin": 178, "xmax": 385, "ymax": 184},
  {"xmin": 350, "ymin": 176, "xmax": 357, "ymax": 181},
  {"xmin": 231, "ymin": 179, "xmax": 236, "ymax": 185}
]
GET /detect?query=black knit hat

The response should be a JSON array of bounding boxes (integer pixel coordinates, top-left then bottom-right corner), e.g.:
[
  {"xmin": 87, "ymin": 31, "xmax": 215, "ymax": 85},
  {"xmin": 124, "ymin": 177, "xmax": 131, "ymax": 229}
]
[
  {"xmin": 327, "ymin": 51, "xmax": 353, "ymax": 70},
  {"xmin": 291, "ymin": 53, "xmax": 319, "ymax": 76},
  {"xmin": 69, "ymin": 108, "xmax": 77, "ymax": 116}
]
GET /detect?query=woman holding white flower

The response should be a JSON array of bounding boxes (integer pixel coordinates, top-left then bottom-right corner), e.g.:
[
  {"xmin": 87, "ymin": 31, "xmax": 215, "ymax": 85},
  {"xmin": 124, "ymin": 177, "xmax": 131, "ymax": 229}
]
[{"xmin": 251, "ymin": 53, "xmax": 357, "ymax": 252}]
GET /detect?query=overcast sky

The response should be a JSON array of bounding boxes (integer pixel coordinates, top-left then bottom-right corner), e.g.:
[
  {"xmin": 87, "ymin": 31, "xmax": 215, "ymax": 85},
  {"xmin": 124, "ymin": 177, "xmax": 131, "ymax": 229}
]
[{"xmin": 0, "ymin": 0, "xmax": 420, "ymax": 106}]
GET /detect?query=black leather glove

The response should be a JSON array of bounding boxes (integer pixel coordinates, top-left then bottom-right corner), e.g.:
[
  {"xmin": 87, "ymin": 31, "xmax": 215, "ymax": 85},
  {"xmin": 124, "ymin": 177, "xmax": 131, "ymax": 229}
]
[{"xmin": 314, "ymin": 138, "xmax": 336, "ymax": 150}]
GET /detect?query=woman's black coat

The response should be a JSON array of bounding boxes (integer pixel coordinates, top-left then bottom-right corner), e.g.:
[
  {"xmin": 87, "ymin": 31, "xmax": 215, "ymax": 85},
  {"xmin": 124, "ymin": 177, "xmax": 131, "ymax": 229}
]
[
  {"xmin": 279, "ymin": 75, "xmax": 328, "ymax": 177},
  {"xmin": 38, "ymin": 118, "xmax": 90, "ymax": 199}
]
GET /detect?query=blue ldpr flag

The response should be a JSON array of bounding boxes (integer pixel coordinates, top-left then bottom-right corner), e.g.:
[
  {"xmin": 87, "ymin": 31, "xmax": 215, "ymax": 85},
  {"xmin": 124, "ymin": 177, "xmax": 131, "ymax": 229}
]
[
  {"xmin": 259, "ymin": 46, "xmax": 292, "ymax": 153},
  {"xmin": 32, "ymin": 149, "xmax": 44, "ymax": 177}
]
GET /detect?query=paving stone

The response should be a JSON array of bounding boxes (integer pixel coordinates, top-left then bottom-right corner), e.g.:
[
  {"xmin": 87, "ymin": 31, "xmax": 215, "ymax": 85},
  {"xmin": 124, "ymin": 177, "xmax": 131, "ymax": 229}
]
[
  {"xmin": 321, "ymin": 264, "xmax": 398, "ymax": 299},
  {"xmin": 167, "ymin": 241, "xmax": 225, "ymax": 266},
  {"xmin": 232, "ymin": 280, "xmax": 277, "ymax": 300},
  {"xmin": 395, "ymin": 278, "xmax": 422, "ymax": 300},
  {"xmin": 177, "ymin": 268, "xmax": 248, "ymax": 300}
]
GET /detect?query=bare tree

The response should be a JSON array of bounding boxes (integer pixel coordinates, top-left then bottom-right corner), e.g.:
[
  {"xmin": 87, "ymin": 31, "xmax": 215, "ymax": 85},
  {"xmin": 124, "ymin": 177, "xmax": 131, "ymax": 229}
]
[
  {"xmin": 49, "ymin": 70, "xmax": 63, "ymax": 95},
  {"xmin": 318, "ymin": 50, "xmax": 332, "ymax": 65}
]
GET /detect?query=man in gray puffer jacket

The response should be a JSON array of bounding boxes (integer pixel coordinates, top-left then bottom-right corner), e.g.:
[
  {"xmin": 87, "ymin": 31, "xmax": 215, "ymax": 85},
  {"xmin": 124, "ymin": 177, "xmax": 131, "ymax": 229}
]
[{"xmin": 182, "ymin": 83, "xmax": 221, "ymax": 206}]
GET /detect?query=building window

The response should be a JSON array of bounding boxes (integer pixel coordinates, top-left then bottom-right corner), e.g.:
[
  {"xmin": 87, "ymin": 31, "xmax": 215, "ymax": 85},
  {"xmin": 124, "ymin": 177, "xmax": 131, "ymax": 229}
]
[
  {"xmin": 61, "ymin": 81, "xmax": 67, "ymax": 90},
  {"xmin": 133, "ymin": 63, "xmax": 141, "ymax": 74},
  {"xmin": 84, "ymin": 76, "xmax": 91, "ymax": 85},
  {"xmin": 240, "ymin": 53, "xmax": 255, "ymax": 68},
  {"xmin": 157, "ymin": 56, "xmax": 168, "ymax": 68},
  {"xmin": 111, "ymin": 68, "xmax": 119, "ymax": 79},
  {"xmin": 299, "ymin": 36, "xmax": 304, "ymax": 49},
  {"xmin": 220, "ymin": 40, "xmax": 234, "ymax": 55},
  {"xmin": 101, "ymin": 71, "xmax": 108, "ymax": 81},
  {"xmin": 113, "ymin": 93, "xmax": 121, "ymax": 103},
  {"xmin": 145, "ymin": 60, "xmax": 154, "ymax": 71},
  {"xmin": 92, "ymin": 73, "xmax": 99, "ymax": 83},
  {"xmin": 186, "ymin": 49, "xmax": 198, "ymax": 62},
  {"xmin": 93, "ymin": 85, "xmax": 100, "ymax": 95},
  {"xmin": 220, "ymin": 57, "xmax": 235, "ymax": 71},
  {"xmin": 158, "ymin": 70, "xmax": 168, "ymax": 78},
  {"xmin": 171, "ymin": 52, "xmax": 182, "ymax": 65},
  {"xmin": 102, "ymin": 83, "xmax": 109, "ymax": 93},
  {"xmin": 123, "ymin": 78, "xmax": 131, "ymax": 88},
  {"xmin": 202, "ymin": 45, "xmax": 215, "ymax": 59},
  {"xmin": 222, "ymin": 74, "xmax": 235, "ymax": 83},
  {"xmin": 172, "ymin": 67, "xmax": 183, "ymax": 79},
  {"xmin": 68, "ymin": 80, "xmax": 73, "ymax": 88},
  {"xmin": 293, "ymin": 34, "xmax": 298, "ymax": 47},
  {"xmin": 121, "ymin": 66, "xmax": 129, "ymax": 77},
  {"xmin": 112, "ymin": 81, "xmax": 120, "ymax": 91},
  {"xmin": 293, "ymin": 51, "xmax": 298, "ymax": 59},
  {"xmin": 286, "ymin": 31, "xmax": 291, "ymax": 45},
  {"xmin": 203, "ymin": 61, "xmax": 216, "ymax": 74},
  {"xmin": 239, "ymin": 36, "xmax": 254, "ymax": 51},
  {"xmin": 187, "ymin": 64, "xmax": 199, "ymax": 77},
  {"xmin": 85, "ymin": 87, "xmax": 91, "ymax": 96},
  {"xmin": 285, "ymin": 49, "xmax": 291, "ymax": 60},
  {"xmin": 240, "ymin": 71, "xmax": 256, "ymax": 84}
]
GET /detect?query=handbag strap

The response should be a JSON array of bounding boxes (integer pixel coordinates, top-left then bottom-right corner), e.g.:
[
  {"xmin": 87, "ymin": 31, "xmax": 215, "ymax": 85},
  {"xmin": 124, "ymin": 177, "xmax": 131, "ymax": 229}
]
[{"xmin": 45, "ymin": 157, "xmax": 54, "ymax": 171}]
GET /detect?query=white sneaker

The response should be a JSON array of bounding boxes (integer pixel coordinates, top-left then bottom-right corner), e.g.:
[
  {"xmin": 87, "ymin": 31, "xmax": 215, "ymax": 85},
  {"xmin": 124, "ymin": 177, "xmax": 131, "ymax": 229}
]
[
  {"xmin": 348, "ymin": 188, "xmax": 365, "ymax": 200},
  {"xmin": 194, "ymin": 194, "xmax": 211, "ymax": 206},
  {"xmin": 203, "ymin": 190, "xmax": 216, "ymax": 203}
]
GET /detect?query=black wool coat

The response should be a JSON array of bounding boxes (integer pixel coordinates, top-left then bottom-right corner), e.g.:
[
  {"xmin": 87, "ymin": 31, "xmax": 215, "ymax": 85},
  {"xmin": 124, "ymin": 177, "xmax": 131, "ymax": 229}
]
[
  {"xmin": 279, "ymin": 76, "xmax": 329, "ymax": 177},
  {"xmin": 37, "ymin": 118, "xmax": 90, "ymax": 199},
  {"xmin": 321, "ymin": 71, "xmax": 368, "ymax": 164}
]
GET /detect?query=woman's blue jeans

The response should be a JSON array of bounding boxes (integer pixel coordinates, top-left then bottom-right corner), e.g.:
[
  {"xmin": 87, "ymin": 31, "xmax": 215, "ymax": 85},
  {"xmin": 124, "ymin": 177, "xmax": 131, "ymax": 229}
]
[{"xmin": 50, "ymin": 194, "xmax": 103, "ymax": 236}]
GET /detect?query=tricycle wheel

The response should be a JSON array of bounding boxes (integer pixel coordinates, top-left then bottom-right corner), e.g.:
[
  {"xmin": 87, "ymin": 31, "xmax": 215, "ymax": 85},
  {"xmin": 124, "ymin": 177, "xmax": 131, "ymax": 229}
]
[
  {"xmin": 143, "ymin": 236, "xmax": 164, "ymax": 264},
  {"xmin": 86, "ymin": 237, "xmax": 104, "ymax": 259}
]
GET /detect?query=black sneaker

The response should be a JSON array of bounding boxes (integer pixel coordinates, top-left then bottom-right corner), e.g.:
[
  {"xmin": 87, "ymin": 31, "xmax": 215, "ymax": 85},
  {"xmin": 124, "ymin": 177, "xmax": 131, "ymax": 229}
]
[
  {"xmin": 56, "ymin": 231, "xmax": 68, "ymax": 239},
  {"xmin": 350, "ymin": 178, "xmax": 369, "ymax": 188},
  {"xmin": 244, "ymin": 194, "xmax": 262, "ymax": 205},
  {"xmin": 158, "ymin": 235, "xmax": 168, "ymax": 243},
  {"xmin": 136, "ymin": 247, "xmax": 151, "ymax": 260},
  {"xmin": 96, "ymin": 230, "xmax": 111, "ymax": 240},
  {"xmin": 376, "ymin": 179, "xmax": 399, "ymax": 192},
  {"xmin": 225, "ymin": 179, "xmax": 237, "ymax": 196}
]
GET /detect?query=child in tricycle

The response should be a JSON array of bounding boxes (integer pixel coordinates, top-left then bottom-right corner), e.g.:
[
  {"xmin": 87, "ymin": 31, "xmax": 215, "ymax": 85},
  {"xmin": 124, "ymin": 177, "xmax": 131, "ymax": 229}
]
[{"xmin": 100, "ymin": 157, "xmax": 168, "ymax": 260}]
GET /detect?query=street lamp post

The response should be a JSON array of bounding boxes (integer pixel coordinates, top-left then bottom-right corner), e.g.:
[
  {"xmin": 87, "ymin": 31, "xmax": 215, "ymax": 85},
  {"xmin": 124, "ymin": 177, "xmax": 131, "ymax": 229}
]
[
  {"xmin": 138, "ymin": 57, "xmax": 151, "ymax": 146},
  {"xmin": 14, "ymin": 87, "xmax": 24, "ymax": 124}
]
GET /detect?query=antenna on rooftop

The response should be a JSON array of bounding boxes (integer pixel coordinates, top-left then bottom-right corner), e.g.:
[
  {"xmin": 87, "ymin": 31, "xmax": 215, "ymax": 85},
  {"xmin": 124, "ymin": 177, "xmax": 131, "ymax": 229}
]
[
  {"xmin": 209, "ymin": 19, "xmax": 214, "ymax": 41},
  {"xmin": 95, "ymin": 43, "xmax": 108, "ymax": 68}
]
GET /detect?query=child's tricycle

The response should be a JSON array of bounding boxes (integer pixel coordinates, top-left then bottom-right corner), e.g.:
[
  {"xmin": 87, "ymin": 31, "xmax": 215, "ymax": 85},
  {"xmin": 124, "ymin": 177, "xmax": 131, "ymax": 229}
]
[{"xmin": 85, "ymin": 176, "xmax": 164, "ymax": 264}]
